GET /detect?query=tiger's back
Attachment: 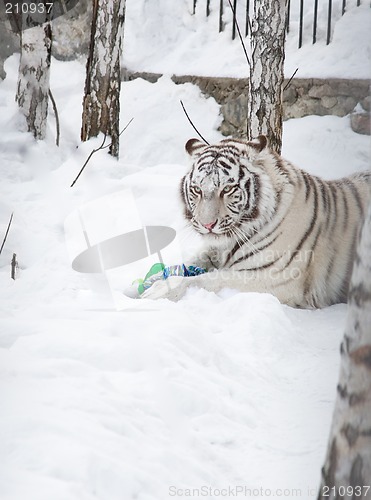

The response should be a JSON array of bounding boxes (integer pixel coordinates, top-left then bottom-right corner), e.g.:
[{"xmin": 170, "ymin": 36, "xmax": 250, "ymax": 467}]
[{"xmin": 179, "ymin": 136, "xmax": 371, "ymax": 308}]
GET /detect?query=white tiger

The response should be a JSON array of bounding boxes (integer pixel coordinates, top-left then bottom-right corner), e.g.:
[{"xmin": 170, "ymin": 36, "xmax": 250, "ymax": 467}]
[{"xmin": 143, "ymin": 136, "xmax": 371, "ymax": 308}]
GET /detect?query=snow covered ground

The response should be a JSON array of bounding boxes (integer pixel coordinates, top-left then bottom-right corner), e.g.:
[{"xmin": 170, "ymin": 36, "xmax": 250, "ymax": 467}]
[
  {"xmin": 1, "ymin": 2, "xmax": 370, "ymax": 499},
  {"xmin": 123, "ymin": 0, "xmax": 371, "ymax": 79}
]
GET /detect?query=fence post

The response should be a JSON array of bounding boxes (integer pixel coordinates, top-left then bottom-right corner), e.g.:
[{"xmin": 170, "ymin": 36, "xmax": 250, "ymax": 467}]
[
  {"xmin": 313, "ymin": 0, "xmax": 318, "ymax": 44},
  {"xmin": 299, "ymin": 0, "xmax": 304, "ymax": 48},
  {"xmin": 219, "ymin": 0, "xmax": 224, "ymax": 32},
  {"xmin": 327, "ymin": 0, "xmax": 332, "ymax": 45},
  {"xmin": 231, "ymin": 0, "xmax": 238, "ymax": 40},
  {"xmin": 286, "ymin": 0, "xmax": 291, "ymax": 34}
]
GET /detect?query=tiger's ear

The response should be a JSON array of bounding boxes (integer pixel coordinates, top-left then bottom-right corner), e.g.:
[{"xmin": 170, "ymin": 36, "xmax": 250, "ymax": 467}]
[
  {"xmin": 247, "ymin": 135, "xmax": 268, "ymax": 153},
  {"xmin": 185, "ymin": 138, "xmax": 208, "ymax": 158}
]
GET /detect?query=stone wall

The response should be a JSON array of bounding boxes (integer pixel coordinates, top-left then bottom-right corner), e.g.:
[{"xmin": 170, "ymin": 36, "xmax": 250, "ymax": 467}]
[
  {"xmin": 123, "ymin": 70, "xmax": 370, "ymax": 137},
  {"xmin": 174, "ymin": 75, "xmax": 370, "ymax": 137}
]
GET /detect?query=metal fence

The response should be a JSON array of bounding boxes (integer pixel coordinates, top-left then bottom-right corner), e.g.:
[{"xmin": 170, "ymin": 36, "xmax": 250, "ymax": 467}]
[{"xmin": 192, "ymin": 0, "xmax": 363, "ymax": 48}]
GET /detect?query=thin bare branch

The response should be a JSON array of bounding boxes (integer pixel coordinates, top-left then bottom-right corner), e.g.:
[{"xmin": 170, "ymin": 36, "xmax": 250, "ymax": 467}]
[
  {"xmin": 283, "ymin": 67, "xmax": 299, "ymax": 91},
  {"xmin": 0, "ymin": 212, "xmax": 14, "ymax": 256},
  {"xmin": 70, "ymin": 133, "xmax": 108, "ymax": 188},
  {"xmin": 180, "ymin": 101, "xmax": 210, "ymax": 145},
  {"xmin": 70, "ymin": 118, "xmax": 134, "ymax": 188},
  {"xmin": 100, "ymin": 118, "xmax": 134, "ymax": 150},
  {"xmin": 227, "ymin": 0, "xmax": 250, "ymax": 66},
  {"xmin": 49, "ymin": 89, "xmax": 60, "ymax": 147}
]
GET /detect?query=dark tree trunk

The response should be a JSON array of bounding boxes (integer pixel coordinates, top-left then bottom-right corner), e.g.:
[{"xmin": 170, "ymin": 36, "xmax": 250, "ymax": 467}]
[
  {"xmin": 248, "ymin": 0, "xmax": 287, "ymax": 154},
  {"xmin": 81, "ymin": 0, "xmax": 126, "ymax": 158},
  {"xmin": 318, "ymin": 203, "xmax": 371, "ymax": 499}
]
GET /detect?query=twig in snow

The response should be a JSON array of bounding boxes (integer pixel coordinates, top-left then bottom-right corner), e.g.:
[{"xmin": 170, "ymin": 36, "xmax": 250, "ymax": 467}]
[
  {"xmin": 100, "ymin": 118, "xmax": 134, "ymax": 150},
  {"xmin": 70, "ymin": 133, "xmax": 107, "ymax": 188},
  {"xmin": 70, "ymin": 118, "xmax": 134, "ymax": 188},
  {"xmin": 180, "ymin": 101, "xmax": 210, "ymax": 145},
  {"xmin": 49, "ymin": 89, "xmax": 60, "ymax": 147},
  {"xmin": 0, "ymin": 212, "xmax": 14, "ymax": 256},
  {"xmin": 11, "ymin": 253, "xmax": 18, "ymax": 280}
]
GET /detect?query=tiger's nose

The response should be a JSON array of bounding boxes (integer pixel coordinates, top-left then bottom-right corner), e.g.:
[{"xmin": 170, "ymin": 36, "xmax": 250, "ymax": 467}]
[{"xmin": 203, "ymin": 220, "xmax": 217, "ymax": 231}]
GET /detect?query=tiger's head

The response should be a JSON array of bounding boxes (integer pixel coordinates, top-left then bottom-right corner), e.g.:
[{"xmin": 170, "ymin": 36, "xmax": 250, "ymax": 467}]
[{"xmin": 180, "ymin": 135, "xmax": 276, "ymax": 239}]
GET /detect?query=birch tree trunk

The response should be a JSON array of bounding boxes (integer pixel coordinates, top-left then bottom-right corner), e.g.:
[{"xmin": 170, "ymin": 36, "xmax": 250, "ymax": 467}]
[
  {"xmin": 16, "ymin": 22, "xmax": 52, "ymax": 140},
  {"xmin": 318, "ymin": 203, "xmax": 371, "ymax": 499},
  {"xmin": 81, "ymin": 0, "xmax": 126, "ymax": 158},
  {"xmin": 248, "ymin": 0, "xmax": 287, "ymax": 154}
]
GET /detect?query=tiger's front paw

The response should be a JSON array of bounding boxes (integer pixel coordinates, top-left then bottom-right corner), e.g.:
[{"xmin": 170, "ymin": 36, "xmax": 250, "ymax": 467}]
[{"xmin": 141, "ymin": 276, "xmax": 188, "ymax": 301}]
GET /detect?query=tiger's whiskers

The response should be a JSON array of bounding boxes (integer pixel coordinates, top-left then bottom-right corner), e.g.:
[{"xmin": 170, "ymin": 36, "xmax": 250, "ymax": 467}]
[{"xmin": 229, "ymin": 225, "xmax": 258, "ymax": 255}]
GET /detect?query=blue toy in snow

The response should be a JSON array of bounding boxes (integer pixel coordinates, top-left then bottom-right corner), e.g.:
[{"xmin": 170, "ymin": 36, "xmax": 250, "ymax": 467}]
[{"xmin": 129, "ymin": 263, "xmax": 207, "ymax": 297}]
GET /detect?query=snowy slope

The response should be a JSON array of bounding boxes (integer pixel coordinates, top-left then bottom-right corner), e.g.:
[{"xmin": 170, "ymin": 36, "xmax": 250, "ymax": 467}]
[{"xmin": 1, "ymin": 2, "xmax": 371, "ymax": 499}]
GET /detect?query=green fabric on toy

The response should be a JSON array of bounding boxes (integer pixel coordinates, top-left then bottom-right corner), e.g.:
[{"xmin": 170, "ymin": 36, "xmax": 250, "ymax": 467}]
[
  {"xmin": 136, "ymin": 262, "xmax": 166, "ymax": 295},
  {"xmin": 129, "ymin": 263, "xmax": 207, "ymax": 297}
]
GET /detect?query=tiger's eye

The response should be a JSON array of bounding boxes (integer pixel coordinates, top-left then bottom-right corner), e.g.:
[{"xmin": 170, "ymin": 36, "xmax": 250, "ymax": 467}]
[
  {"xmin": 193, "ymin": 186, "xmax": 202, "ymax": 195},
  {"xmin": 221, "ymin": 185, "xmax": 235, "ymax": 195}
]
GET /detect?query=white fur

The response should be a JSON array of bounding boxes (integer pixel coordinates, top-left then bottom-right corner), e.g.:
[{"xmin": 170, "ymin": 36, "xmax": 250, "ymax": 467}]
[{"xmin": 143, "ymin": 138, "xmax": 371, "ymax": 308}]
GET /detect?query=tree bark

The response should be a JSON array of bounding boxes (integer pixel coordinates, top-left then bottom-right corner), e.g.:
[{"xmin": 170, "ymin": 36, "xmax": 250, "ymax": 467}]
[
  {"xmin": 16, "ymin": 22, "xmax": 52, "ymax": 140},
  {"xmin": 81, "ymin": 0, "xmax": 126, "ymax": 158},
  {"xmin": 248, "ymin": 0, "xmax": 287, "ymax": 154},
  {"xmin": 318, "ymin": 203, "xmax": 371, "ymax": 499}
]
